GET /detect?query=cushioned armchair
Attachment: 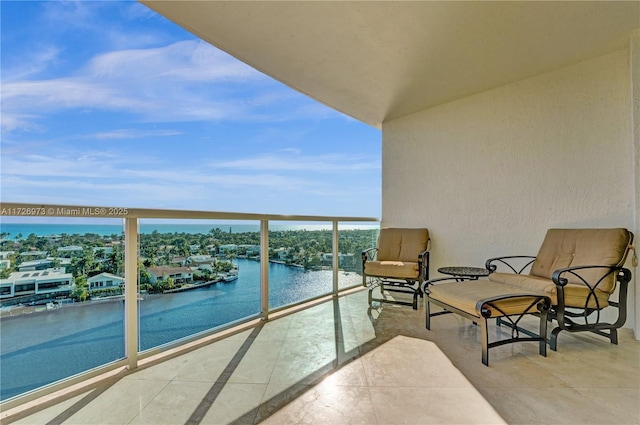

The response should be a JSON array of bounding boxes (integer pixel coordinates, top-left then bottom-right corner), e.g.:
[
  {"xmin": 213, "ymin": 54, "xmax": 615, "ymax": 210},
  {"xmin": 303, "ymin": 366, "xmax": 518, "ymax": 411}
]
[
  {"xmin": 362, "ymin": 228, "xmax": 430, "ymax": 310},
  {"xmin": 486, "ymin": 228, "xmax": 635, "ymax": 350}
]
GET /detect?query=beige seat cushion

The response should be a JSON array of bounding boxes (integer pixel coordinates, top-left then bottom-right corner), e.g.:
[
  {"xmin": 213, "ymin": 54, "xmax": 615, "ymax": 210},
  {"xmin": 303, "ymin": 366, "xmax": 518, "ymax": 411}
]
[
  {"xmin": 365, "ymin": 228, "xmax": 429, "ymax": 280},
  {"xmin": 489, "ymin": 272, "xmax": 609, "ymax": 308},
  {"xmin": 364, "ymin": 261, "xmax": 420, "ymax": 280},
  {"xmin": 530, "ymin": 228, "xmax": 632, "ymax": 294},
  {"xmin": 376, "ymin": 228, "xmax": 429, "ymax": 262},
  {"xmin": 428, "ymin": 280, "xmax": 547, "ymax": 317}
]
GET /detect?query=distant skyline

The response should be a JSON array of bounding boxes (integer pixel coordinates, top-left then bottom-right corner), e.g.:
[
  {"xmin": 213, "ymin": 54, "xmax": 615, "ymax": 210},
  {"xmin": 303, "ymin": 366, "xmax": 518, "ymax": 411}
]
[{"xmin": 0, "ymin": 1, "xmax": 381, "ymax": 219}]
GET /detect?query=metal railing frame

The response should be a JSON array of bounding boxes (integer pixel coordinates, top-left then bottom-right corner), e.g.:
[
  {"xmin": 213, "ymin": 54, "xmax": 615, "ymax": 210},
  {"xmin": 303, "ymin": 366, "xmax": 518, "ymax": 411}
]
[{"xmin": 0, "ymin": 202, "xmax": 378, "ymax": 410}]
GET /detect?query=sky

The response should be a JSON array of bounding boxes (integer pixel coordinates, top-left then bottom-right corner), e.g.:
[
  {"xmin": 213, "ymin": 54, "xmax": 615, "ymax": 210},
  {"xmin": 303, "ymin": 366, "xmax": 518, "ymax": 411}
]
[{"xmin": 0, "ymin": 1, "xmax": 381, "ymax": 220}]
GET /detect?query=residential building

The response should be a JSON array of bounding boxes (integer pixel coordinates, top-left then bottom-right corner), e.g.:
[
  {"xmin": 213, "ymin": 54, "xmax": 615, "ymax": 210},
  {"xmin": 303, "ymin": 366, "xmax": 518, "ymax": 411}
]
[
  {"xmin": 18, "ymin": 251, "xmax": 47, "ymax": 260},
  {"xmin": 56, "ymin": 246, "xmax": 84, "ymax": 257},
  {"xmin": 146, "ymin": 265, "xmax": 194, "ymax": 284},
  {"xmin": 218, "ymin": 244, "xmax": 237, "ymax": 255},
  {"xmin": 87, "ymin": 272, "xmax": 124, "ymax": 291},
  {"xmin": 0, "ymin": 267, "xmax": 73, "ymax": 299}
]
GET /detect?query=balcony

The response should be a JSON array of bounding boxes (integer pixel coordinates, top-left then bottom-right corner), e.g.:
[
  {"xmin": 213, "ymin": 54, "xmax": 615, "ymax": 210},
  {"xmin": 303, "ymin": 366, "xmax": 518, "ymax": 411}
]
[{"xmin": 1, "ymin": 203, "xmax": 638, "ymax": 424}]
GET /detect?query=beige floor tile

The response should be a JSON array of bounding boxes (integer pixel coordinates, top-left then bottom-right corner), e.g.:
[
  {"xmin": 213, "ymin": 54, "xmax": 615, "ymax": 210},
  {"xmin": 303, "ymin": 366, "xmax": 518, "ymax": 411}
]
[
  {"xmin": 319, "ymin": 358, "xmax": 369, "ymax": 387},
  {"xmin": 254, "ymin": 316, "xmax": 292, "ymax": 342},
  {"xmin": 361, "ymin": 335, "xmax": 471, "ymax": 388},
  {"xmin": 10, "ymin": 392, "xmax": 89, "ymax": 425},
  {"xmin": 174, "ymin": 338, "xmax": 247, "ymax": 383},
  {"xmin": 126, "ymin": 352, "xmax": 196, "ymax": 382},
  {"xmin": 573, "ymin": 387, "xmax": 640, "ymax": 424},
  {"xmin": 228, "ymin": 340, "xmax": 283, "ymax": 384},
  {"xmin": 485, "ymin": 386, "xmax": 634, "ymax": 424},
  {"xmin": 369, "ymin": 386, "xmax": 506, "ymax": 425},
  {"xmin": 259, "ymin": 382, "xmax": 377, "ymax": 425},
  {"xmin": 199, "ymin": 383, "xmax": 267, "ymax": 425},
  {"xmin": 63, "ymin": 379, "xmax": 169, "ymax": 425},
  {"xmin": 269, "ymin": 338, "xmax": 339, "ymax": 386},
  {"xmin": 128, "ymin": 380, "xmax": 212, "ymax": 425}
]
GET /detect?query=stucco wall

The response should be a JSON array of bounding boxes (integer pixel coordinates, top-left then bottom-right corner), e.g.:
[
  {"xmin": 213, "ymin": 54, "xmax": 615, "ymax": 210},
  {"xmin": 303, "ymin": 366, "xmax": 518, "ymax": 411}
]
[{"xmin": 382, "ymin": 49, "xmax": 637, "ymax": 333}]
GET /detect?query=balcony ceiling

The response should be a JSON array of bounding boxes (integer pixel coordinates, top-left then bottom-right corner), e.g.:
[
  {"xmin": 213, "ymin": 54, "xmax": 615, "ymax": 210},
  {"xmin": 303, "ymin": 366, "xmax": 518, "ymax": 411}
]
[{"xmin": 140, "ymin": 1, "xmax": 640, "ymax": 128}]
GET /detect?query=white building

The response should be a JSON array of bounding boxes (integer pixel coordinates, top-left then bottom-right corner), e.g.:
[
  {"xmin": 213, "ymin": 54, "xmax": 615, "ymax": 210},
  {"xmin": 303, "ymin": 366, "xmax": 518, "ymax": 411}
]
[
  {"xmin": 0, "ymin": 268, "xmax": 74, "ymax": 299},
  {"xmin": 57, "ymin": 246, "xmax": 84, "ymax": 257},
  {"xmin": 218, "ymin": 244, "xmax": 237, "ymax": 255},
  {"xmin": 87, "ymin": 273, "xmax": 124, "ymax": 291},
  {"xmin": 18, "ymin": 258, "xmax": 71, "ymax": 272},
  {"xmin": 0, "ymin": 251, "xmax": 15, "ymax": 260}
]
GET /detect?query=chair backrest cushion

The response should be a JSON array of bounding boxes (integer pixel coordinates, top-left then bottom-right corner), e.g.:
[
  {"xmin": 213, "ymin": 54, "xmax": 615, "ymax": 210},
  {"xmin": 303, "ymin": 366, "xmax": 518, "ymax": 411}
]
[
  {"xmin": 376, "ymin": 228, "xmax": 429, "ymax": 263},
  {"xmin": 530, "ymin": 228, "xmax": 633, "ymax": 293}
]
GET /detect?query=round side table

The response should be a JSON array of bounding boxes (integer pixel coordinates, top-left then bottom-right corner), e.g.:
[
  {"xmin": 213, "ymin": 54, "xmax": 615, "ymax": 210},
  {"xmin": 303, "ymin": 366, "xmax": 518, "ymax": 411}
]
[{"xmin": 437, "ymin": 266, "xmax": 490, "ymax": 280}]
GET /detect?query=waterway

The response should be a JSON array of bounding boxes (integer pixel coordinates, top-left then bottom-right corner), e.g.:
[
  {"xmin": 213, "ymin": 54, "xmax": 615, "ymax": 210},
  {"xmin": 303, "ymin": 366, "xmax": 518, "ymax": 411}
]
[{"xmin": 0, "ymin": 259, "xmax": 362, "ymax": 401}]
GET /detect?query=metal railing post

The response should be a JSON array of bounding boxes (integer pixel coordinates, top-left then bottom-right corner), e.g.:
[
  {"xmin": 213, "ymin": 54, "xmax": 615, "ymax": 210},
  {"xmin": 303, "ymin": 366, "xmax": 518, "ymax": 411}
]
[
  {"xmin": 124, "ymin": 218, "xmax": 139, "ymax": 370},
  {"xmin": 333, "ymin": 220, "xmax": 339, "ymax": 294},
  {"xmin": 260, "ymin": 219, "xmax": 269, "ymax": 320}
]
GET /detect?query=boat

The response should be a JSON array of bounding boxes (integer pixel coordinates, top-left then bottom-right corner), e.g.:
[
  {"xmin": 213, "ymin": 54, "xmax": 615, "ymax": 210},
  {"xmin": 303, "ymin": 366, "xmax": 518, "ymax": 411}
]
[
  {"xmin": 222, "ymin": 266, "xmax": 239, "ymax": 282},
  {"xmin": 223, "ymin": 272, "xmax": 238, "ymax": 282}
]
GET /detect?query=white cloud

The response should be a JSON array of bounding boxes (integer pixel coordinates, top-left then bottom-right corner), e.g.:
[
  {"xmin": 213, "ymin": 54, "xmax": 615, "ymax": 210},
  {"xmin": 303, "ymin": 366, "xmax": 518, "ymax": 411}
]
[
  {"xmin": 209, "ymin": 154, "xmax": 381, "ymax": 173},
  {"xmin": 92, "ymin": 129, "xmax": 183, "ymax": 140},
  {"xmin": 2, "ymin": 39, "xmax": 335, "ymax": 132}
]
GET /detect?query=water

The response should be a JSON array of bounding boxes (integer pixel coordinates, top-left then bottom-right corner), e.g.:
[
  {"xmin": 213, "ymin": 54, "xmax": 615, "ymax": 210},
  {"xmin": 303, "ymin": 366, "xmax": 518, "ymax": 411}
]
[
  {"xmin": 0, "ymin": 222, "xmax": 376, "ymax": 238},
  {"xmin": 0, "ymin": 259, "xmax": 362, "ymax": 401}
]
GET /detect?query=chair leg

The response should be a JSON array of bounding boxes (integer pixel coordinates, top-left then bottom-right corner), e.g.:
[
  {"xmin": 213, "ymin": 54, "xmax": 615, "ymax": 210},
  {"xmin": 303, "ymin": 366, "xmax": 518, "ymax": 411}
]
[
  {"xmin": 539, "ymin": 308, "xmax": 548, "ymax": 357},
  {"xmin": 425, "ymin": 300, "xmax": 431, "ymax": 330},
  {"xmin": 480, "ymin": 318, "xmax": 489, "ymax": 366}
]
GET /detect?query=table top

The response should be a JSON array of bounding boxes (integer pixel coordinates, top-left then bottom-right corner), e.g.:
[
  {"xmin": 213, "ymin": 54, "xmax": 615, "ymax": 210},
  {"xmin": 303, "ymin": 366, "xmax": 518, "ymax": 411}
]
[{"xmin": 437, "ymin": 266, "xmax": 490, "ymax": 277}]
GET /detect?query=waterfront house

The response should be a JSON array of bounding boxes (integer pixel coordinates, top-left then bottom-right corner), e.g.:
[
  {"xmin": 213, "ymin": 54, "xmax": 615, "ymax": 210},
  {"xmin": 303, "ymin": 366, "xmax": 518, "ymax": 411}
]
[
  {"xmin": 0, "ymin": 267, "xmax": 73, "ymax": 299},
  {"xmin": 146, "ymin": 265, "xmax": 194, "ymax": 285},
  {"xmin": 186, "ymin": 254, "xmax": 216, "ymax": 269},
  {"xmin": 87, "ymin": 272, "xmax": 124, "ymax": 292},
  {"xmin": 239, "ymin": 244, "xmax": 260, "ymax": 256}
]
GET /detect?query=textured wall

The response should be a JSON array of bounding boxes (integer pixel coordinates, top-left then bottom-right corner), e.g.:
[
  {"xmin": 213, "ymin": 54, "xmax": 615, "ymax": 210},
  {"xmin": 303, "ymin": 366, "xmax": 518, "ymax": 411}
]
[
  {"xmin": 382, "ymin": 49, "xmax": 637, "ymax": 332},
  {"xmin": 631, "ymin": 31, "xmax": 640, "ymax": 334}
]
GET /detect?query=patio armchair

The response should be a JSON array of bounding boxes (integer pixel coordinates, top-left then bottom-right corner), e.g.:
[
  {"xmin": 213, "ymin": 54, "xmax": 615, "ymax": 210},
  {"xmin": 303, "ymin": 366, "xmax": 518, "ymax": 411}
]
[
  {"xmin": 423, "ymin": 228, "xmax": 635, "ymax": 365},
  {"xmin": 362, "ymin": 228, "xmax": 430, "ymax": 310},
  {"xmin": 486, "ymin": 228, "xmax": 636, "ymax": 350}
]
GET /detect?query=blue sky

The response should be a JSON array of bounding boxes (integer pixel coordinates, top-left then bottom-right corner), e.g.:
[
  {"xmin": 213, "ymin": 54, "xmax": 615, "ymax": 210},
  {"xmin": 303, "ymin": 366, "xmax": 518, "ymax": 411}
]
[{"xmin": 0, "ymin": 1, "xmax": 381, "ymax": 219}]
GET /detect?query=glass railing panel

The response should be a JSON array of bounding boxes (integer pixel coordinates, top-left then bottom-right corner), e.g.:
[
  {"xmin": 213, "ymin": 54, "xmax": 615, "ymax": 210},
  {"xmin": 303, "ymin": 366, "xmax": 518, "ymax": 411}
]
[
  {"xmin": 138, "ymin": 219, "xmax": 261, "ymax": 352},
  {"xmin": 0, "ymin": 217, "xmax": 125, "ymax": 401},
  {"xmin": 337, "ymin": 223, "xmax": 380, "ymax": 291},
  {"xmin": 267, "ymin": 221, "xmax": 334, "ymax": 310}
]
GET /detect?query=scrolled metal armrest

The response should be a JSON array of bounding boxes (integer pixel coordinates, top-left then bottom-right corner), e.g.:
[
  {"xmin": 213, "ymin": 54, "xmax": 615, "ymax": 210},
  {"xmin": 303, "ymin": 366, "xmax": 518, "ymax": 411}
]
[
  {"xmin": 475, "ymin": 293, "xmax": 551, "ymax": 318},
  {"xmin": 421, "ymin": 276, "xmax": 475, "ymax": 294},
  {"xmin": 485, "ymin": 255, "xmax": 536, "ymax": 274},
  {"xmin": 361, "ymin": 247, "xmax": 378, "ymax": 262},
  {"xmin": 551, "ymin": 264, "xmax": 631, "ymax": 288}
]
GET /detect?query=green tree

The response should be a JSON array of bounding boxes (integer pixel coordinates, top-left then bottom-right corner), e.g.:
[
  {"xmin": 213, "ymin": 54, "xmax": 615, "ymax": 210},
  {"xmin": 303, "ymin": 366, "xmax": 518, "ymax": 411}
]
[{"xmin": 71, "ymin": 275, "xmax": 89, "ymax": 302}]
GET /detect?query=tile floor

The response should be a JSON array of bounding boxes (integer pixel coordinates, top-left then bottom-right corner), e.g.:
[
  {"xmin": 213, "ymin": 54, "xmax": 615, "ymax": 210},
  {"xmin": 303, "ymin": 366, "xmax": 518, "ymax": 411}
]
[{"xmin": 3, "ymin": 288, "xmax": 639, "ymax": 425}]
